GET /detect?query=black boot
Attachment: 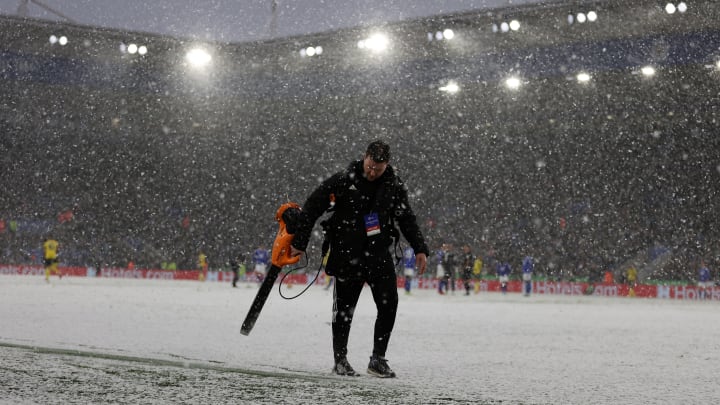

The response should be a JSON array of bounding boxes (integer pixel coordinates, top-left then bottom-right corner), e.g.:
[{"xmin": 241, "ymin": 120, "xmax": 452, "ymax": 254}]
[
  {"xmin": 367, "ymin": 355, "xmax": 396, "ymax": 378},
  {"xmin": 332, "ymin": 357, "xmax": 358, "ymax": 376}
]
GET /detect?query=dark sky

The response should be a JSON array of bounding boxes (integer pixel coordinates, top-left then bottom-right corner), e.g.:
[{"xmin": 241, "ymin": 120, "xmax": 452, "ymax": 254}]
[{"xmin": 0, "ymin": 0, "xmax": 543, "ymax": 42}]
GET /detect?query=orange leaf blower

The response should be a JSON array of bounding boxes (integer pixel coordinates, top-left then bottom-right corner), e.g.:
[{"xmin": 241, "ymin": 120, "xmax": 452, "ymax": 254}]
[{"xmin": 241, "ymin": 202, "xmax": 302, "ymax": 335}]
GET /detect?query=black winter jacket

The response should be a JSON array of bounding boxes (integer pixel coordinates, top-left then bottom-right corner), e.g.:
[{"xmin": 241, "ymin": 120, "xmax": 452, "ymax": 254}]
[{"xmin": 292, "ymin": 160, "xmax": 428, "ymax": 279}]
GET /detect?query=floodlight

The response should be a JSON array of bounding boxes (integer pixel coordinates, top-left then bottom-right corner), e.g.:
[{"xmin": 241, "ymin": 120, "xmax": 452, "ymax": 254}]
[
  {"xmin": 138, "ymin": 46, "xmax": 147, "ymax": 55},
  {"xmin": 358, "ymin": 33, "xmax": 389, "ymax": 52},
  {"xmin": 641, "ymin": 66, "xmax": 656, "ymax": 76},
  {"xmin": 577, "ymin": 13, "xmax": 587, "ymax": 23},
  {"xmin": 678, "ymin": 2, "xmax": 687, "ymax": 13},
  {"xmin": 509, "ymin": 20, "xmax": 520, "ymax": 31},
  {"xmin": 587, "ymin": 11, "xmax": 598, "ymax": 22},
  {"xmin": 665, "ymin": 3, "xmax": 676, "ymax": 14},
  {"xmin": 127, "ymin": 44, "xmax": 138, "ymax": 54},
  {"xmin": 186, "ymin": 48, "xmax": 212, "ymax": 68},
  {"xmin": 443, "ymin": 29, "xmax": 455, "ymax": 40},
  {"xmin": 500, "ymin": 22, "xmax": 509, "ymax": 33},
  {"xmin": 300, "ymin": 46, "xmax": 323, "ymax": 57},
  {"xmin": 439, "ymin": 81, "xmax": 460, "ymax": 93},
  {"xmin": 575, "ymin": 72, "xmax": 592, "ymax": 83},
  {"xmin": 58, "ymin": 36, "xmax": 68, "ymax": 46},
  {"xmin": 577, "ymin": 72, "xmax": 591, "ymax": 83},
  {"xmin": 363, "ymin": 33, "xmax": 389, "ymax": 52},
  {"xmin": 505, "ymin": 76, "xmax": 521, "ymax": 90},
  {"xmin": 49, "ymin": 35, "xmax": 57, "ymax": 44}
]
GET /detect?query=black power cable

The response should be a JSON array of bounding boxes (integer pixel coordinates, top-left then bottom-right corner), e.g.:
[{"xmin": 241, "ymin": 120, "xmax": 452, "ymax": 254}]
[{"xmin": 277, "ymin": 254, "xmax": 323, "ymax": 300}]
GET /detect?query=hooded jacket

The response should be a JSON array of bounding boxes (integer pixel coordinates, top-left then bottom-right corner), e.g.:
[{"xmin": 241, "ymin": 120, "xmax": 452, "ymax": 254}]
[{"xmin": 292, "ymin": 160, "xmax": 428, "ymax": 279}]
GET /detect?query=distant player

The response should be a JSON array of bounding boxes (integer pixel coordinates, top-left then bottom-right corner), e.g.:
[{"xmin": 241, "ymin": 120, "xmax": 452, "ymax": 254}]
[
  {"xmin": 252, "ymin": 245, "xmax": 270, "ymax": 283},
  {"xmin": 230, "ymin": 254, "xmax": 244, "ymax": 288},
  {"xmin": 698, "ymin": 261, "xmax": 711, "ymax": 300},
  {"xmin": 460, "ymin": 245, "xmax": 473, "ymax": 296},
  {"xmin": 626, "ymin": 265, "xmax": 638, "ymax": 297},
  {"xmin": 198, "ymin": 251, "xmax": 208, "ymax": 281},
  {"xmin": 402, "ymin": 246, "xmax": 416, "ymax": 294},
  {"xmin": 522, "ymin": 256, "xmax": 534, "ymax": 296},
  {"xmin": 473, "ymin": 254, "xmax": 483, "ymax": 294},
  {"xmin": 435, "ymin": 246, "xmax": 447, "ymax": 295},
  {"xmin": 497, "ymin": 261, "xmax": 511, "ymax": 294},
  {"xmin": 43, "ymin": 237, "xmax": 61, "ymax": 282}
]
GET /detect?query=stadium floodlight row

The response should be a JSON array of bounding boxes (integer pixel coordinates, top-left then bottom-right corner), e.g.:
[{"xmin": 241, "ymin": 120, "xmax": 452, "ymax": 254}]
[
  {"xmin": 1, "ymin": 1, "xmax": 716, "ymax": 65},
  {"xmin": 1, "ymin": 1, "xmax": 719, "ymax": 99}
]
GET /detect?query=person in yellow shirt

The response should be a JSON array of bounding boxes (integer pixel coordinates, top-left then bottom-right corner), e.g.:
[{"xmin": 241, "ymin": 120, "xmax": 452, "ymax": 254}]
[
  {"xmin": 43, "ymin": 237, "xmax": 61, "ymax": 282},
  {"xmin": 198, "ymin": 251, "xmax": 208, "ymax": 281},
  {"xmin": 473, "ymin": 254, "xmax": 483, "ymax": 293},
  {"xmin": 627, "ymin": 266, "xmax": 638, "ymax": 297}
]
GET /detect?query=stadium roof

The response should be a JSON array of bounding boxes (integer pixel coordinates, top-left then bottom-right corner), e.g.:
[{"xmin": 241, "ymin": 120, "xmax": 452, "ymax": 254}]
[{"xmin": 1, "ymin": 0, "xmax": 563, "ymax": 43}]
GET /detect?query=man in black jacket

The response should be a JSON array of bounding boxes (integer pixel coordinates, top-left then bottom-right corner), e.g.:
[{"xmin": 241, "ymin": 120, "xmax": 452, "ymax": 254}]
[{"xmin": 291, "ymin": 140, "xmax": 428, "ymax": 378}]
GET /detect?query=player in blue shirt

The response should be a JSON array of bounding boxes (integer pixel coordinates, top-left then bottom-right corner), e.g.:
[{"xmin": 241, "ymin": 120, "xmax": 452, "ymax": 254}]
[
  {"xmin": 522, "ymin": 256, "xmax": 534, "ymax": 296},
  {"xmin": 403, "ymin": 246, "xmax": 416, "ymax": 294},
  {"xmin": 436, "ymin": 246, "xmax": 452, "ymax": 295},
  {"xmin": 497, "ymin": 261, "xmax": 511, "ymax": 294},
  {"xmin": 252, "ymin": 245, "xmax": 270, "ymax": 283},
  {"xmin": 698, "ymin": 261, "xmax": 711, "ymax": 300}
]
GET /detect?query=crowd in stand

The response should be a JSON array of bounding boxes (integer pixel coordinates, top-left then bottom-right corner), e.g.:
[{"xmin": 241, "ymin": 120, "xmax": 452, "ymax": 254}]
[{"xmin": 1, "ymin": 37, "xmax": 720, "ymax": 284}]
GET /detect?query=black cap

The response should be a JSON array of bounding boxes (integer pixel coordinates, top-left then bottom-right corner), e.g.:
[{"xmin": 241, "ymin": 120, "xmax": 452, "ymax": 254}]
[{"xmin": 365, "ymin": 140, "xmax": 391, "ymax": 163}]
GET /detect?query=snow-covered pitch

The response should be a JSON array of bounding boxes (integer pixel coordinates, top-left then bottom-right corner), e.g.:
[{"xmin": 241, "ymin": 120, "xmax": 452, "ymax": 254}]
[{"xmin": 1, "ymin": 275, "xmax": 718, "ymax": 404}]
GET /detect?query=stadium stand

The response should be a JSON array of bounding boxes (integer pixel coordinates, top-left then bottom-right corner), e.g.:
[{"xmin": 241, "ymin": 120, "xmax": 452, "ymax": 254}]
[{"xmin": 1, "ymin": 0, "xmax": 719, "ymax": 281}]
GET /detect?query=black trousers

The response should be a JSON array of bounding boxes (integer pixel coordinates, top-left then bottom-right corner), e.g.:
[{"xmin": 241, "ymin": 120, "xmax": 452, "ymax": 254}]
[{"xmin": 332, "ymin": 272, "xmax": 398, "ymax": 361}]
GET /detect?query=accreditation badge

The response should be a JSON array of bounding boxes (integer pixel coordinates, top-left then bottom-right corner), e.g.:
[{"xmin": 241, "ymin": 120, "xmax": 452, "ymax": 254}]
[{"xmin": 364, "ymin": 213, "xmax": 381, "ymax": 236}]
